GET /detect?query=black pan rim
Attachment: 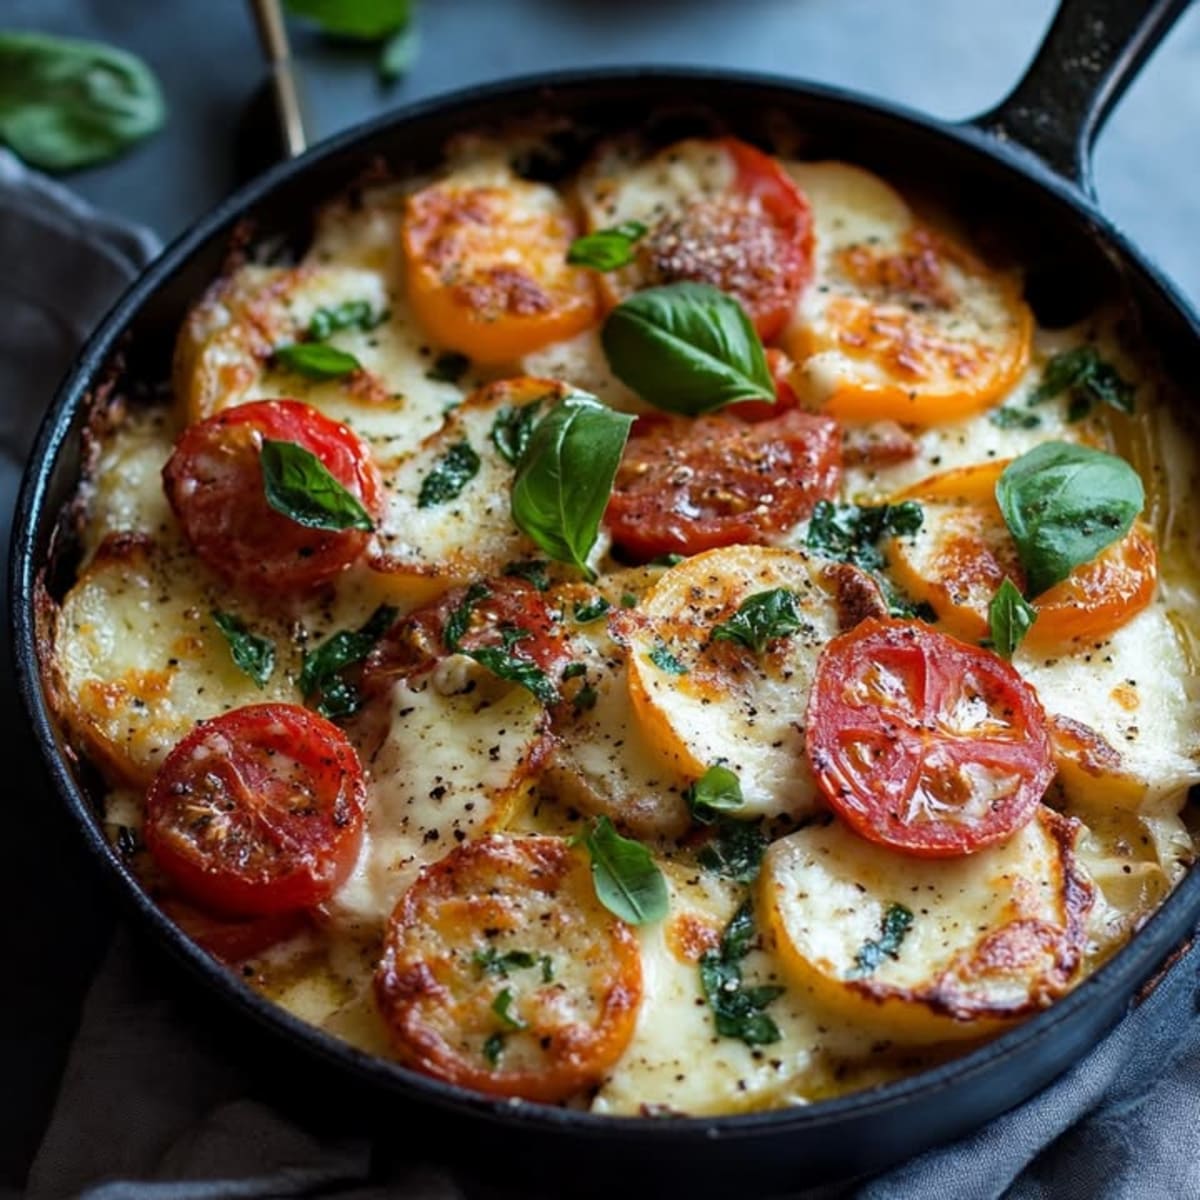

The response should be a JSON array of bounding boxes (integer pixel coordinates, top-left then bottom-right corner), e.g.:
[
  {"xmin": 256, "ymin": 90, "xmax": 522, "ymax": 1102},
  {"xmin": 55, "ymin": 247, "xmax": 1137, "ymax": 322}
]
[{"xmin": 11, "ymin": 64, "xmax": 1200, "ymax": 1144}]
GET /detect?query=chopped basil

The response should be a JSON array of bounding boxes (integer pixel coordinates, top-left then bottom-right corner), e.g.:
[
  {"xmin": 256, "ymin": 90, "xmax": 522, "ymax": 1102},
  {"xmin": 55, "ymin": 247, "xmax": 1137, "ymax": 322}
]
[
  {"xmin": 848, "ymin": 903, "xmax": 914, "ymax": 978},
  {"xmin": 648, "ymin": 642, "xmax": 688, "ymax": 675},
  {"xmin": 699, "ymin": 900, "xmax": 784, "ymax": 1046},
  {"xmin": 995, "ymin": 442, "xmax": 1143, "ymax": 596},
  {"xmin": 307, "ymin": 300, "xmax": 383, "ymax": 341},
  {"xmin": 418, "ymin": 439, "xmax": 480, "ymax": 508},
  {"xmin": 502, "ymin": 559, "xmax": 550, "ymax": 591},
  {"xmin": 988, "ymin": 406, "xmax": 1041, "ymax": 430},
  {"xmin": 210, "ymin": 610, "xmax": 275, "ymax": 688},
  {"xmin": 988, "ymin": 577, "xmax": 1037, "ymax": 660},
  {"xmin": 0, "ymin": 32, "xmax": 165, "ymax": 171},
  {"xmin": 576, "ymin": 816, "xmax": 668, "ymax": 925},
  {"xmin": 426, "ymin": 351, "xmax": 470, "ymax": 384},
  {"xmin": 1032, "ymin": 345, "xmax": 1134, "ymax": 420},
  {"xmin": 482, "ymin": 1032, "xmax": 504, "ymax": 1065},
  {"xmin": 260, "ymin": 439, "xmax": 375, "ymax": 532},
  {"xmin": 510, "ymin": 395, "xmax": 634, "ymax": 579},
  {"xmin": 806, "ymin": 499, "xmax": 924, "ymax": 574},
  {"xmin": 490, "ymin": 399, "xmax": 544, "ymax": 465},
  {"xmin": 573, "ymin": 685, "xmax": 598, "ymax": 712},
  {"xmin": 711, "ymin": 588, "xmax": 803, "ymax": 655},
  {"xmin": 601, "ymin": 282, "xmax": 774, "ymax": 415},
  {"xmin": 620, "ymin": 592, "xmax": 638, "ymax": 609},
  {"xmin": 573, "ymin": 596, "xmax": 611, "ymax": 623},
  {"xmin": 473, "ymin": 948, "xmax": 544, "ymax": 978},
  {"xmin": 299, "ymin": 604, "xmax": 397, "ymax": 719},
  {"xmin": 463, "ymin": 645, "xmax": 558, "ymax": 706},
  {"xmin": 443, "ymin": 582, "xmax": 490, "ymax": 652},
  {"xmin": 490, "ymin": 987, "xmax": 527, "ymax": 1030},
  {"xmin": 685, "ymin": 765, "xmax": 744, "ymax": 823},
  {"xmin": 566, "ymin": 220, "xmax": 648, "ymax": 271},
  {"xmin": 561, "ymin": 662, "xmax": 587, "ymax": 681},
  {"xmin": 698, "ymin": 819, "xmax": 767, "ymax": 883},
  {"xmin": 274, "ymin": 342, "xmax": 362, "ymax": 380}
]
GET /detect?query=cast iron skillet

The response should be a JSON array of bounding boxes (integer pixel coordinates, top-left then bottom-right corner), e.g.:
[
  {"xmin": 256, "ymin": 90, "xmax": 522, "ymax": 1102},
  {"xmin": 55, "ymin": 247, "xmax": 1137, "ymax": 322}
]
[{"xmin": 11, "ymin": 0, "xmax": 1200, "ymax": 1190}]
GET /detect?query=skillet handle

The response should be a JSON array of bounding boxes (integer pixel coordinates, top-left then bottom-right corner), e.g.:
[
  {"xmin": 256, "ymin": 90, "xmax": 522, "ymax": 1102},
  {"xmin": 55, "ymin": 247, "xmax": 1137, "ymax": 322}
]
[{"xmin": 972, "ymin": 0, "xmax": 1191, "ymax": 196}]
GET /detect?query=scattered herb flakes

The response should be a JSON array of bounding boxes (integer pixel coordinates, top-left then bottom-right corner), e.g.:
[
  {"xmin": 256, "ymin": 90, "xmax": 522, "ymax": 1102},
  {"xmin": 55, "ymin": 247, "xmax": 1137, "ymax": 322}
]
[
  {"xmin": 417, "ymin": 438, "xmax": 480, "ymax": 508},
  {"xmin": 502, "ymin": 559, "xmax": 551, "ymax": 591},
  {"xmin": 848, "ymin": 903, "xmax": 914, "ymax": 979},
  {"xmin": 307, "ymin": 300, "xmax": 383, "ymax": 341},
  {"xmin": 573, "ymin": 596, "xmax": 611, "ymax": 623},
  {"xmin": 491, "ymin": 986, "xmax": 528, "ymax": 1030},
  {"xmin": 482, "ymin": 1032, "xmax": 504, "ymax": 1065},
  {"xmin": 1031, "ymin": 345, "xmax": 1134, "ymax": 419},
  {"xmin": 988, "ymin": 406, "xmax": 1041, "ymax": 430},
  {"xmin": 299, "ymin": 604, "xmax": 396, "ymax": 719},
  {"xmin": 699, "ymin": 900, "xmax": 784, "ymax": 1046},
  {"xmin": 620, "ymin": 592, "xmax": 638, "ymax": 609},
  {"xmin": 572, "ymin": 685, "xmax": 599, "ymax": 712},
  {"xmin": 473, "ymin": 948, "xmax": 537, "ymax": 978},
  {"xmin": 806, "ymin": 499, "xmax": 924, "ymax": 574},
  {"xmin": 710, "ymin": 588, "xmax": 803, "ymax": 654},
  {"xmin": 490, "ymin": 400, "xmax": 543, "ymax": 465},
  {"xmin": 648, "ymin": 642, "xmax": 688, "ymax": 674},
  {"xmin": 697, "ymin": 819, "xmax": 767, "ymax": 884}
]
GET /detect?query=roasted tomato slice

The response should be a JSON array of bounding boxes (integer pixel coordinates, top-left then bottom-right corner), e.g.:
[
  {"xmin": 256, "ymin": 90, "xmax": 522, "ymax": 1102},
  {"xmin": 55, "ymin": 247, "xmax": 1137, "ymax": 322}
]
[
  {"xmin": 163, "ymin": 399, "xmax": 382, "ymax": 591},
  {"xmin": 361, "ymin": 576, "xmax": 575, "ymax": 699},
  {"xmin": 605, "ymin": 408, "xmax": 841, "ymax": 561},
  {"xmin": 144, "ymin": 704, "xmax": 367, "ymax": 917},
  {"xmin": 805, "ymin": 618, "xmax": 1053, "ymax": 857},
  {"xmin": 403, "ymin": 164, "xmax": 598, "ymax": 364},
  {"xmin": 375, "ymin": 835, "xmax": 642, "ymax": 1102},
  {"xmin": 597, "ymin": 137, "xmax": 813, "ymax": 340}
]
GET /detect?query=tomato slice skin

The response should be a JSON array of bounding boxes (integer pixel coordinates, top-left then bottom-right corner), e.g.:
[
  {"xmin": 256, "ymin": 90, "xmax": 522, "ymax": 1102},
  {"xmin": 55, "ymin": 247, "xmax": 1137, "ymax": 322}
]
[
  {"xmin": 605, "ymin": 408, "xmax": 841, "ymax": 561},
  {"xmin": 144, "ymin": 704, "xmax": 367, "ymax": 917},
  {"xmin": 163, "ymin": 399, "xmax": 382, "ymax": 592},
  {"xmin": 806, "ymin": 618, "xmax": 1053, "ymax": 857}
]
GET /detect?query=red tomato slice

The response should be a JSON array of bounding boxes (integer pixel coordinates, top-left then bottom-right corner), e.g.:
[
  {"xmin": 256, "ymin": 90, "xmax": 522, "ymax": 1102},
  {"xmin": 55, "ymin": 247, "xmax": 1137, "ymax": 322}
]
[
  {"xmin": 163, "ymin": 399, "xmax": 382, "ymax": 591},
  {"xmin": 144, "ymin": 704, "xmax": 367, "ymax": 917},
  {"xmin": 605, "ymin": 408, "xmax": 841, "ymax": 561},
  {"xmin": 635, "ymin": 137, "xmax": 813, "ymax": 340},
  {"xmin": 805, "ymin": 618, "xmax": 1053, "ymax": 857},
  {"xmin": 361, "ymin": 577, "xmax": 574, "ymax": 699},
  {"xmin": 728, "ymin": 346, "xmax": 800, "ymax": 423}
]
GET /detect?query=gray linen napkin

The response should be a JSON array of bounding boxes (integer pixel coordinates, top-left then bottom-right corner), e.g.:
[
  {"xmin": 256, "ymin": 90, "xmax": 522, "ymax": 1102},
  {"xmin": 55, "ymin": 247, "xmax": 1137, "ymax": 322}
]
[{"xmin": 6, "ymin": 152, "xmax": 1200, "ymax": 1200}]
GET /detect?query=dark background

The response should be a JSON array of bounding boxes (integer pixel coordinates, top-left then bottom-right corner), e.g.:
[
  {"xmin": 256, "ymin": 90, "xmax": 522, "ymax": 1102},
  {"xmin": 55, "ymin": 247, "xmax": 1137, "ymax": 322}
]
[{"xmin": 2, "ymin": 0, "xmax": 1198, "ymax": 1192}]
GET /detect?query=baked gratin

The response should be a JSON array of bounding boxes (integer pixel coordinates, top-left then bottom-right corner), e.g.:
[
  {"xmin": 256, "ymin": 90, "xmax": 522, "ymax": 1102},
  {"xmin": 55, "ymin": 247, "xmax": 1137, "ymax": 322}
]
[{"xmin": 43, "ymin": 129, "xmax": 1200, "ymax": 1116}]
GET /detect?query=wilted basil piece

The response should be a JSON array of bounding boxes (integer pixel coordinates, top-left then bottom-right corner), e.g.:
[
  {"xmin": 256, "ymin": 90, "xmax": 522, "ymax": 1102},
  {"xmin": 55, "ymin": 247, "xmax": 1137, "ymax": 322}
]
[
  {"xmin": 988, "ymin": 577, "xmax": 1037, "ymax": 660},
  {"xmin": 699, "ymin": 900, "xmax": 784, "ymax": 1046},
  {"xmin": 490, "ymin": 399, "xmax": 544, "ymax": 465},
  {"xmin": 275, "ymin": 342, "xmax": 362, "ymax": 380},
  {"xmin": 510, "ymin": 395, "xmax": 634, "ymax": 578},
  {"xmin": 685, "ymin": 765, "xmax": 744, "ymax": 823},
  {"xmin": 567, "ymin": 221, "xmax": 648, "ymax": 271},
  {"xmin": 0, "ymin": 32, "xmax": 165, "ymax": 171},
  {"xmin": 698, "ymin": 819, "xmax": 767, "ymax": 883},
  {"xmin": 461, "ymin": 646, "xmax": 557, "ymax": 706},
  {"xmin": 647, "ymin": 642, "xmax": 688, "ymax": 675},
  {"xmin": 1031, "ymin": 345, "xmax": 1134, "ymax": 420},
  {"xmin": 299, "ymin": 604, "xmax": 397, "ymax": 718},
  {"xmin": 572, "ymin": 596, "xmax": 611, "ymax": 624},
  {"xmin": 307, "ymin": 300, "xmax": 384, "ymax": 340},
  {"xmin": 210, "ymin": 611, "xmax": 275, "ymax": 688},
  {"xmin": 710, "ymin": 588, "xmax": 803, "ymax": 654},
  {"xmin": 418, "ymin": 439, "xmax": 480, "ymax": 508},
  {"xmin": 995, "ymin": 442, "xmax": 1143, "ymax": 596},
  {"xmin": 490, "ymin": 987, "xmax": 528, "ymax": 1030},
  {"xmin": 601, "ymin": 282, "xmax": 774, "ymax": 415},
  {"xmin": 576, "ymin": 816, "xmax": 668, "ymax": 925},
  {"xmin": 806, "ymin": 500, "xmax": 924, "ymax": 573},
  {"xmin": 848, "ymin": 903, "xmax": 914, "ymax": 979},
  {"xmin": 502, "ymin": 560, "xmax": 550, "ymax": 591},
  {"xmin": 260, "ymin": 439, "xmax": 375, "ymax": 532}
]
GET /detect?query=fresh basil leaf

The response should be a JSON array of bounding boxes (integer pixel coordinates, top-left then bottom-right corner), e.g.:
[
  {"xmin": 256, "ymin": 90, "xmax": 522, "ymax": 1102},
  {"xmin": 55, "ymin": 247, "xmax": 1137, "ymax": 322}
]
[
  {"xmin": 0, "ymin": 32, "xmax": 165, "ymax": 171},
  {"xmin": 988, "ymin": 577, "xmax": 1037, "ymax": 660},
  {"xmin": 989, "ymin": 406, "xmax": 1041, "ymax": 430},
  {"xmin": 502, "ymin": 560, "xmax": 550, "ymax": 591},
  {"xmin": 511, "ymin": 395, "xmax": 634, "ymax": 579},
  {"xmin": 462, "ymin": 646, "xmax": 557, "ymax": 706},
  {"xmin": 491, "ymin": 987, "xmax": 528, "ymax": 1030},
  {"xmin": 567, "ymin": 221, "xmax": 648, "ymax": 271},
  {"xmin": 260, "ymin": 439, "xmax": 375, "ymax": 532},
  {"xmin": 699, "ymin": 900, "xmax": 783, "ymax": 1046},
  {"xmin": 577, "ymin": 815, "xmax": 668, "ymax": 925},
  {"xmin": 443, "ymin": 582, "xmax": 490, "ymax": 652},
  {"xmin": 307, "ymin": 300, "xmax": 383, "ymax": 341},
  {"xmin": 284, "ymin": 0, "xmax": 411, "ymax": 39},
  {"xmin": 491, "ymin": 398, "xmax": 545, "ymax": 466},
  {"xmin": 995, "ymin": 442, "xmax": 1143, "ymax": 596},
  {"xmin": 710, "ymin": 588, "xmax": 803, "ymax": 655},
  {"xmin": 418, "ymin": 439, "xmax": 480, "ymax": 508},
  {"xmin": 274, "ymin": 342, "xmax": 362, "ymax": 380},
  {"xmin": 573, "ymin": 596, "xmax": 611, "ymax": 623},
  {"xmin": 427, "ymin": 351, "xmax": 471, "ymax": 384},
  {"xmin": 601, "ymin": 282, "xmax": 774, "ymax": 415},
  {"xmin": 806, "ymin": 499, "xmax": 924, "ymax": 574},
  {"xmin": 848, "ymin": 903, "xmax": 914, "ymax": 979},
  {"xmin": 482, "ymin": 1032, "xmax": 504, "ymax": 1065},
  {"xmin": 473, "ymin": 948, "xmax": 537, "ymax": 978},
  {"xmin": 379, "ymin": 22, "xmax": 419, "ymax": 80},
  {"xmin": 698, "ymin": 819, "xmax": 767, "ymax": 883},
  {"xmin": 1032, "ymin": 346, "xmax": 1134, "ymax": 416},
  {"xmin": 211, "ymin": 610, "xmax": 275, "ymax": 688},
  {"xmin": 685, "ymin": 765, "xmax": 744, "ymax": 823},
  {"xmin": 299, "ymin": 604, "xmax": 397, "ymax": 717},
  {"xmin": 647, "ymin": 642, "xmax": 688, "ymax": 675}
]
